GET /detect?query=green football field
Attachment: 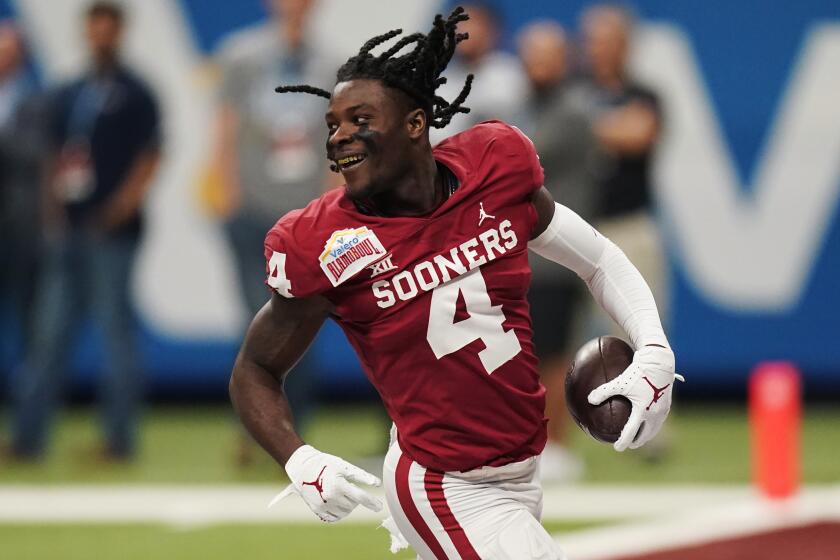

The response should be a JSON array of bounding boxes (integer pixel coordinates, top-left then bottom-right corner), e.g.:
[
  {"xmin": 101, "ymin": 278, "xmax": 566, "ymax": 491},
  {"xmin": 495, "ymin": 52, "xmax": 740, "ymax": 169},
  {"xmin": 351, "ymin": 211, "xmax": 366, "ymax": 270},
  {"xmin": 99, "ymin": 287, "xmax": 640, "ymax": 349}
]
[
  {"xmin": 0, "ymin": 521, "xmax": 604, "ymax": 560},
  {"xmin": 0, "ymin": 402, "xmax": 837, "ymax": 559},
  {"xmin": 2, "ymin": 402, "xmax": 838, "ymax": 484}
]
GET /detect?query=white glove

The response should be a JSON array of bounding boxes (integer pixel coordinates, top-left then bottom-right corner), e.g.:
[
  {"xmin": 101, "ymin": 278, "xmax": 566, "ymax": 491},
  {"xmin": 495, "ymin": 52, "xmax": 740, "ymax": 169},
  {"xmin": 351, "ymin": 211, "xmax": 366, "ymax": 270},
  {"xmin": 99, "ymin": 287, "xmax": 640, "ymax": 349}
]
[
  {"xmin": 588, "ymin": 345, "xmax": 685, "ymax": 452},
  {"xmin": 269, "ymin": 444, "xmax": 383, "ymax": 522}
]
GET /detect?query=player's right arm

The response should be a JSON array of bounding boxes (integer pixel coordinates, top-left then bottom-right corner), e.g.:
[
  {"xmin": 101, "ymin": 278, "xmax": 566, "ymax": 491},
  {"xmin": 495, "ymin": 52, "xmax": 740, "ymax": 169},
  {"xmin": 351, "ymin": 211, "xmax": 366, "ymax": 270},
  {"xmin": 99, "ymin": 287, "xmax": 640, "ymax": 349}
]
[
  {"xmin": 229, "ymin": 292, "xmax": 382, "ymax": 522},
  {"xmin": 229, "ymin": 292, "xmax": 331, "ymax": 466}
]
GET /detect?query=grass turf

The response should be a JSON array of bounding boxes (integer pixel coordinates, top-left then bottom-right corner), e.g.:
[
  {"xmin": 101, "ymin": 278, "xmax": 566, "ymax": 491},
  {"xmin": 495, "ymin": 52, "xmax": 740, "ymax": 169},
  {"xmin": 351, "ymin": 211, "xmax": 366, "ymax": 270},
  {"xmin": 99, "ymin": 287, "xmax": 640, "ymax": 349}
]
[
  {"xmin": 0, "ymin": 521, "xmax": 601, "ymax": 560},
  {"xmin": 0, "ymin": 403, "xmax": 835, "ymax": 559},
  {"xmin": 1, "ymin": 402, "xmax": 837, "ymax": 484}
]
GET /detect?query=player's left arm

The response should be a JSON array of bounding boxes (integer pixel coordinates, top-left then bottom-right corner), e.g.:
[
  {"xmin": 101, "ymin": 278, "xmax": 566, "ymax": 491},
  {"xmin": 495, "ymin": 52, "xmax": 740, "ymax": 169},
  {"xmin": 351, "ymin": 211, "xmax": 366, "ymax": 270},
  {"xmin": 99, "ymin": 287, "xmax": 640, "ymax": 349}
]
[{"xmin": 529, "ymin": 187, "xmax": 683, "ymax": 451}]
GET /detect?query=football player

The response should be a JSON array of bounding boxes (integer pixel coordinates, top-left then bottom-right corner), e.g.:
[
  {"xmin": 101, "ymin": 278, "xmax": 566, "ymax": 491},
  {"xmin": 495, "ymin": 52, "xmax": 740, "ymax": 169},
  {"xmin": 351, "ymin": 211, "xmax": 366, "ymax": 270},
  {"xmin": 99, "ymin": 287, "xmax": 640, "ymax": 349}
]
[{"xmin": 229, "ymin": 8, "xmax": 680, "ymax": 559}]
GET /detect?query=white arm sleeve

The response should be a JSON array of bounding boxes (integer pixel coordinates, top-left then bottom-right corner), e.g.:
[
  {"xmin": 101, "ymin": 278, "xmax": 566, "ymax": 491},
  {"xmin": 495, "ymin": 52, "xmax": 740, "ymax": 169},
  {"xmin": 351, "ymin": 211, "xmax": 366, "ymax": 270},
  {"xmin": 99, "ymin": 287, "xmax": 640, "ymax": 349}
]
[{"xmin": 528, "ymin": 202, "xmax": 669, "ymax": 349}]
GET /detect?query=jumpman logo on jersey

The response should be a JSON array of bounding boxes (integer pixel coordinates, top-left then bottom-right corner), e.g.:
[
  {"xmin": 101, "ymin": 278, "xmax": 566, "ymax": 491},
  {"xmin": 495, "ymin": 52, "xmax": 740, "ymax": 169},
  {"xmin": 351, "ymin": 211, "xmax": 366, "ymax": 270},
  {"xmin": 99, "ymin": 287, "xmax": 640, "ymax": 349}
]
[
  {"xmin": 301, "ymin": 465, "xmax": 328, "ymax": 503},
  {"xmin": 643, "ymin": 377, "xmax": 670, "ymax": 410},
  {"xmin": 478, "ymin": 202, "xmax": 495, "ymax": 226}
]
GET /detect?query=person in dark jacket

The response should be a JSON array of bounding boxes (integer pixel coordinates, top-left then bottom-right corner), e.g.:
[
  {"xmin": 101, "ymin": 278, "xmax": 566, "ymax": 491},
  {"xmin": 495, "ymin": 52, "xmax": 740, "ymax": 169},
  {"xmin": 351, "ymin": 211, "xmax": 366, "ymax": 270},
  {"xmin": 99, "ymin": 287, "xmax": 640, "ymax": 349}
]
[{"xmin": 9, "ymin": 2, "xmax": 161, "ymax": 461}]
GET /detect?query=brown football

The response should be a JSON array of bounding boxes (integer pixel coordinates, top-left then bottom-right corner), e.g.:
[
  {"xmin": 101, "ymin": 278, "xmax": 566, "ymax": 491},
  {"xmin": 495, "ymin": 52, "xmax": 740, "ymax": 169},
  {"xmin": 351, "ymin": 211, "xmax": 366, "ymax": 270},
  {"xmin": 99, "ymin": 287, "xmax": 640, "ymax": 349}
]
[{"xmin": 565, "ymin": 336, "xmax": 633, "ymax": 443}]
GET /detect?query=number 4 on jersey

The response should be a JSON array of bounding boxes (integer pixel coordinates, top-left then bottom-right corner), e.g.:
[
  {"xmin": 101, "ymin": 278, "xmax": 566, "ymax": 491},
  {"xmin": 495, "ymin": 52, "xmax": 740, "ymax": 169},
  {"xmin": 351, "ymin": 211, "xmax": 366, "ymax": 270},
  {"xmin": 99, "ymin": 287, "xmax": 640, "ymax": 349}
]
[
  {"xmin": 268, "ymin": 251, "xmax": 293, "ymax": 298},
  {"xmin": 427, "ymin": 268, "xmax": 521, "ymax": 374}
]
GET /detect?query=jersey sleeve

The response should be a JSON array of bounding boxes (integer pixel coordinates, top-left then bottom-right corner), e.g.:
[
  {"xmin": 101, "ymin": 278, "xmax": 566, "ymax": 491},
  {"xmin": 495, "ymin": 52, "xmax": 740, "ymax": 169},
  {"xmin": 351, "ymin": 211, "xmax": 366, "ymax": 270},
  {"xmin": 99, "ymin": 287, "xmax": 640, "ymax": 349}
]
[
  {"xmin": 474, "ymin": 121, "xmax": 545, "ymax": 235},
  {"xmin": 467, "ymin": 120, "xmax": 545, "ymax": 198},
  {"xmin": 263, "ymin": 211, "xmax": 332, "ymax": 299},
  {"xmin": 507, "ymin": 124, "xmax": 545, "ymax": 192}
]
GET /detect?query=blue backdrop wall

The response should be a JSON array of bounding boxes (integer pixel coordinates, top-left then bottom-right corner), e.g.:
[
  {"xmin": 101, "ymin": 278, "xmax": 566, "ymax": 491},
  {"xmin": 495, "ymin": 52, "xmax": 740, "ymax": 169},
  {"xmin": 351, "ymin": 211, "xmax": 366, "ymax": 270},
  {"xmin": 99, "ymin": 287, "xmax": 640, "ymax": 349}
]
[{"xmin": 2, "ymin": 0, "xmax": 839, "ymax": 398}]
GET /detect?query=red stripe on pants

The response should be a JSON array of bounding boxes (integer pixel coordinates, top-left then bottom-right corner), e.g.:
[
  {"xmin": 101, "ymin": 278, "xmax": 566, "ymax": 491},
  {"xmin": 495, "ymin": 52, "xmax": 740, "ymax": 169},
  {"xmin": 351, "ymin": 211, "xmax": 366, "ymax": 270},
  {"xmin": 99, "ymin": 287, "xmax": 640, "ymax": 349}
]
[
  {"xmin": 395, "ymin": 453, "xmax": 449, "ymax": 559},
  {"xmin": 424, "ymin": 469, "xmax": 482, "ymax": 560}
]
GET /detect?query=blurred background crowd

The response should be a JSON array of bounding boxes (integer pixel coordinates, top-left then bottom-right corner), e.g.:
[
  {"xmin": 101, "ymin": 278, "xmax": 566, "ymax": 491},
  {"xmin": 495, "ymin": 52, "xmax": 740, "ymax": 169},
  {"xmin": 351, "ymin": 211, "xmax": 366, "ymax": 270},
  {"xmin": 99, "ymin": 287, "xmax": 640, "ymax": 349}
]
[{"xmin": 1, "ymin": 0, "xmax": 839, "ymax": 483}]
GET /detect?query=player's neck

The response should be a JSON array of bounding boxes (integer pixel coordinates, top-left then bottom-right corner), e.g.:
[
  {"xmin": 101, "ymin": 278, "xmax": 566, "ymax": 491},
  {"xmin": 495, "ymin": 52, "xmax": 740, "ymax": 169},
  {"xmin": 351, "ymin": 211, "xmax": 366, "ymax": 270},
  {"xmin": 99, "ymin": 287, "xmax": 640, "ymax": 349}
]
[{"xmin": 368, "ymin": 154, "xmax": 442, "ymax": 217}]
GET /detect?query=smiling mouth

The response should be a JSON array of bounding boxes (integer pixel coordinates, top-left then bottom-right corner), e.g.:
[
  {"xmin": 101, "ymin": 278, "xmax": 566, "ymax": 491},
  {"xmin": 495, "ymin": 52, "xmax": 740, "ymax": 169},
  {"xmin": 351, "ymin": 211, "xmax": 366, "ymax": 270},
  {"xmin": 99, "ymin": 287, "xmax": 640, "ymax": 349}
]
[{"xmin": 335, "ymin": 154, "xmax": 367, "ymax": 171}]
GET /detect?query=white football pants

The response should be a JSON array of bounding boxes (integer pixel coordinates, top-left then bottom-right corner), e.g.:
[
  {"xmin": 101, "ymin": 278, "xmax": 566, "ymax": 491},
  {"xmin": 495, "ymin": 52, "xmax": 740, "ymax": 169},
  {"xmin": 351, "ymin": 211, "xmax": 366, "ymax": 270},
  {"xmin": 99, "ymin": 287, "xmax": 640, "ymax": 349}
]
[{"xmin": 382, "ymin": 440, "xmax": 566, "ymax": 559}]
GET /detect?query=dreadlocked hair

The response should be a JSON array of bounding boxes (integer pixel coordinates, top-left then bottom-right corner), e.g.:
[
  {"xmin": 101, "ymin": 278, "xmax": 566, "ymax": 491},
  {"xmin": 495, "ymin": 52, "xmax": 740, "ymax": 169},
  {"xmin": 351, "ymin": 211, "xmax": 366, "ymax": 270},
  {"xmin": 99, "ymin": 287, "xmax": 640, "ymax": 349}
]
[{"xmin": 274, "ymin": 6, "xmax": 474, "ymax": 129}]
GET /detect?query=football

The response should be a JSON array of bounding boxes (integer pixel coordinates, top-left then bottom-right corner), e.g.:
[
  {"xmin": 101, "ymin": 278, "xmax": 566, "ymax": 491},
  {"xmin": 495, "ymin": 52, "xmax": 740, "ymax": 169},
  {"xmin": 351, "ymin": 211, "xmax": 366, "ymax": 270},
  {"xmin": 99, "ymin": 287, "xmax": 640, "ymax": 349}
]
[{"xmin": 565, "ymin": 336, "xmax": 634, "ymax": 443}]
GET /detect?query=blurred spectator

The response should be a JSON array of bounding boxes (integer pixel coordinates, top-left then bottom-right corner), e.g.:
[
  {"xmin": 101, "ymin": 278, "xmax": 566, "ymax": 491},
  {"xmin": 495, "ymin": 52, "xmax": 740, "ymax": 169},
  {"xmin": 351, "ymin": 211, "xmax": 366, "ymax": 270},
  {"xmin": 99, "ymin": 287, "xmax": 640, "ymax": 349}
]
[
  {"xmin": 430, "ymin": 1, "xmax": 526, "ymax": 143},
  {"xmin": 580, "ymin": 4, "xmax": 666, "ymax": 312},
  {"xmin": 519, "ymin": 21, "xmax": 599, "ymax": 229},
  {"xmin": 9, "ymin": 2, "xmax": 161, "ymax": 461},
  {"xmin": 212, "ymin": 0, "xmax": 335, "ymax": 448},
  {"xmin": 518, "ymin": 21, "xmax": 597, "ymax": 482},
  {"xmin": 0, "ymin": 22, "xmax": 46, "ymax": 362}
]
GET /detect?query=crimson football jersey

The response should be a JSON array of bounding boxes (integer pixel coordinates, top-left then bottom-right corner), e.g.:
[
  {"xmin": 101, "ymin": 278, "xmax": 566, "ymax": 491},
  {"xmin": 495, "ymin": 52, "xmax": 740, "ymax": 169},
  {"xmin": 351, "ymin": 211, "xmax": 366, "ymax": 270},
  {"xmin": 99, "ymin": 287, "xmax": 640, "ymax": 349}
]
[{"xmin": 264, "ymin": 121, "xmax": 548, "ymax": 472}]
